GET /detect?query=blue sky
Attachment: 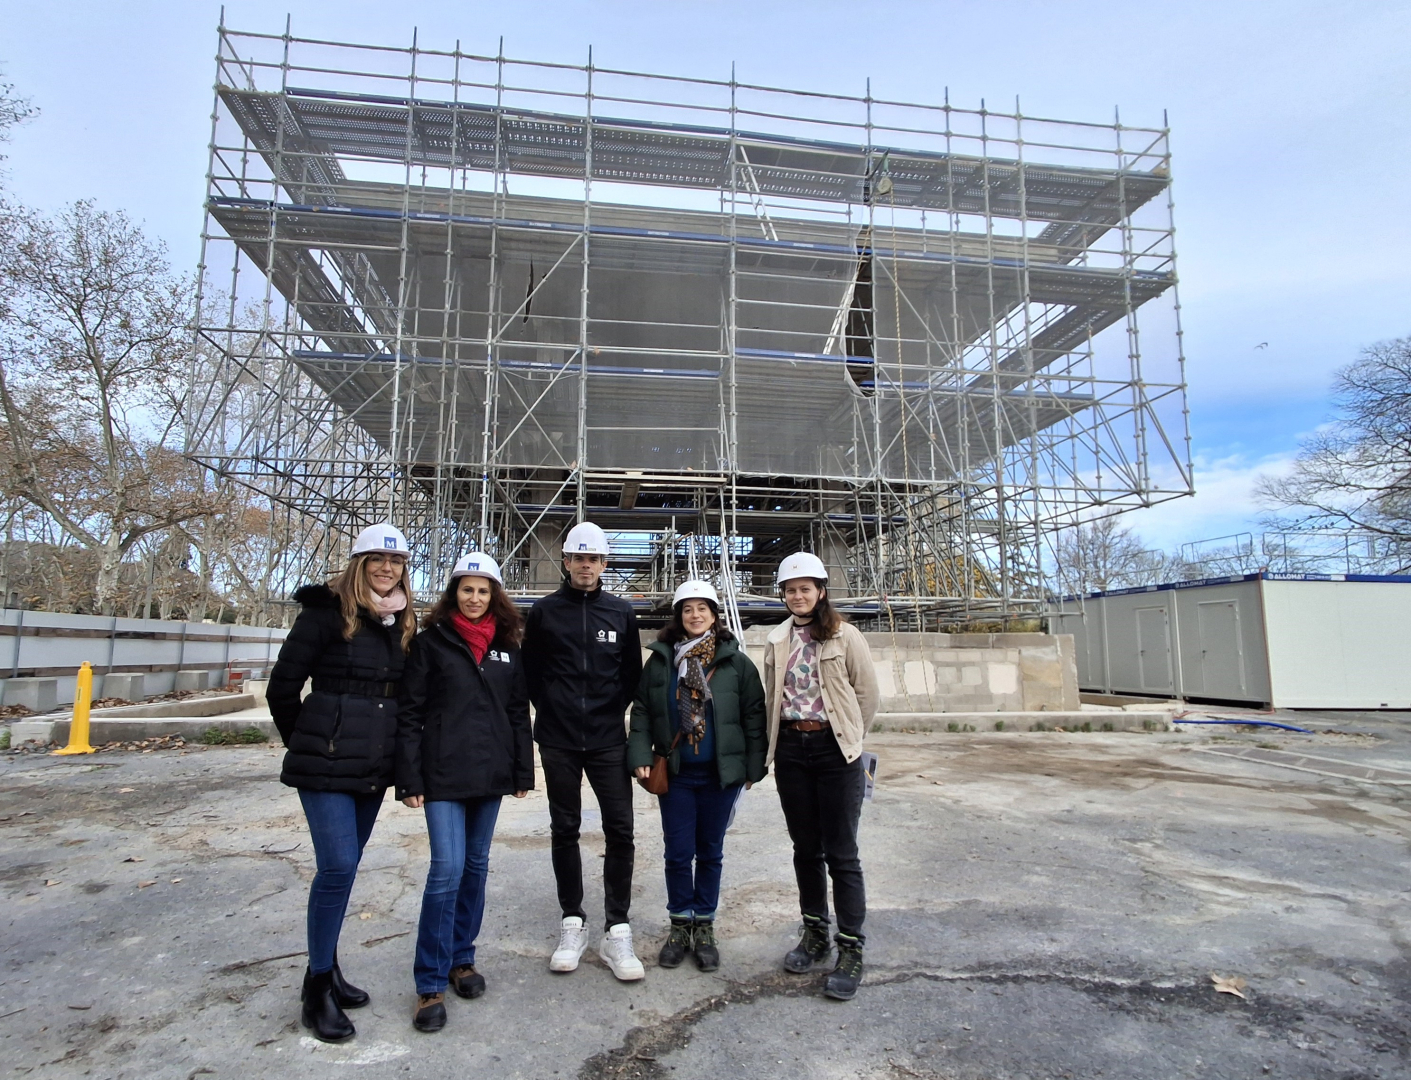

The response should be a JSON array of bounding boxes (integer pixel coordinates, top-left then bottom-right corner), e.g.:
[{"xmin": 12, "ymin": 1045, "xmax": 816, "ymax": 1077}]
[{"xmin": 2, "ymin": 0, "xmax": 1408, "ymax": 552}]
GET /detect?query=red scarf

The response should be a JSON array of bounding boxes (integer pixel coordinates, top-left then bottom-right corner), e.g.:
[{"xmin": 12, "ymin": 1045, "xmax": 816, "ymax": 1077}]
[{"xmin": 450, "ymin": 612, "xmax": 497, "ymax": 663}]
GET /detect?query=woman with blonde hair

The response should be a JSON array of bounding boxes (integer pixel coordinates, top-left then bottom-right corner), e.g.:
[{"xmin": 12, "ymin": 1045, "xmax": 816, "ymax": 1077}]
[{"xmin": 268, "ymin": 523, "xmax": 418, "ymax": 1043}]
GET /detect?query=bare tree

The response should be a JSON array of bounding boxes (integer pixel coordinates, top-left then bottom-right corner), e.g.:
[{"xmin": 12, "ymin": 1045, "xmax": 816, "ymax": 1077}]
[
  {"xmin": 0, "ymin": 201, "xmax": 225, "ymax": 611},
  {"xmin": 1259, "ymin": 335, "xmax": 1411, "ymax": 539},
  {"xmin": 1051, "ymin": 516, "xmax": 1174, "ymax": 595}
]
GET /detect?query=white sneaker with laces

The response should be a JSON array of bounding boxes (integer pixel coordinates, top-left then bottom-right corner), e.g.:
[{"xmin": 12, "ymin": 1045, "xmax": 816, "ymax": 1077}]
[
  {"xmin": 599, "ymin": 922, "xmax": 646, "ymax": 981},
  {"xmin": 550, "ymin": 916, "xmax": 589, "ymax": 973}
]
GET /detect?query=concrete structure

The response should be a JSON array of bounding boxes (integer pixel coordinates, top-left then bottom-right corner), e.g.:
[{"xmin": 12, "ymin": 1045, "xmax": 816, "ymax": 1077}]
[
  {"xmin": 2, "ymin": 676, "xmax": 57, "ymax": 713},
  {"xmin": 0, "ymin": 609, "xmax": 286, "ymax": 708},
  {"xmin": 1049, "ymin": 572, "xmax": 1411, "ymax": 708},
  {"xmin": 100, "ymin": 672, "xmax": 144, "ymax": 701},
  {"xmin": 740, "ymin": 629, "xmax": 1079, "ymax": 713}
]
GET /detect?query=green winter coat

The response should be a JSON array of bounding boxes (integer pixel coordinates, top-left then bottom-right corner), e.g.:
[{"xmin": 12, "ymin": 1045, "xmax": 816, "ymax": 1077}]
[{"xmin": 627, "ymin": 636, "xmax": 768, "ymax": 788}]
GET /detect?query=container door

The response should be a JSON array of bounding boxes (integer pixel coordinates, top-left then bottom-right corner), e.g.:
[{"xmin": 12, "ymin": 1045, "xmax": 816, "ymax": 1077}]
[
  {"xmin": 1135, "ymin": 606, "xmax": 1173, "ymax": 694},
  {"xmin": 1197, "ymin": 600, "xmax": 1246, "ymax": 699}
]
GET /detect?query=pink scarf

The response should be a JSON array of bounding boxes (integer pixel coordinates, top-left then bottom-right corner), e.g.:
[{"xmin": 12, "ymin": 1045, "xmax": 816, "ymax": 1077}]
[{"xmin": 371, "ymin": 586, "xmax": 407, "ymax": 625}]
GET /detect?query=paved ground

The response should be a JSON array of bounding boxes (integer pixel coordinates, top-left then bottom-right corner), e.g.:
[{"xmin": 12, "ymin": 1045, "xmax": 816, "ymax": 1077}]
[{"xmin": 2, "ymin": 712, "xmax": 1409, "ymax": 1079}]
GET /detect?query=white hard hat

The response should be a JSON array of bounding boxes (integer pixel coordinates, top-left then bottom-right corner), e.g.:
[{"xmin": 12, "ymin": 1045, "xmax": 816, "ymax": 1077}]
[
  {"xmin": 776, "ymin": 552, "xmax": 828, "ymax": 586},
  {"xmin": 351, "ymin": 522, "xmax": 411, "ymax": 557},
  {"xmin": 673, "ymin": 579, "xmax": 719, "ymax": 607},
  {"xmin": 450, "ymin": 552, "xmax": 503, "ymax": 586},
  {"xmin": 563, "ymin": 521, "xmax": 611, "ymax": 556}
]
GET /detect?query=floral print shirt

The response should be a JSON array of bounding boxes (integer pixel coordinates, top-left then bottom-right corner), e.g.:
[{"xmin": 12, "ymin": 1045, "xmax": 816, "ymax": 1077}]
[{"xmin": 782, "ymin": 622, "xmax": 828, "ymax": 722}]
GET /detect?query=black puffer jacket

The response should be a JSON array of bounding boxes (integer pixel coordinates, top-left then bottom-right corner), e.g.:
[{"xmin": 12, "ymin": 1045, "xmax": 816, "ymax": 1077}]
[
  {"xmin": 395, "ymin": 621, "xmax": 534, "ymax": 802},
  {"xmin": 522, "ymin": 583, "xmax": 643, "ymax": 751},
  {"xmin": 268, "ymin": 583, "xmax": 407, "ymax": 793}
]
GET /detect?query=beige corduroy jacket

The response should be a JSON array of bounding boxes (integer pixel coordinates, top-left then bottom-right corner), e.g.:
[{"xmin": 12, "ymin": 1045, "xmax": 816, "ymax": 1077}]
[{"xmin": 762, "ymin": 618, "xmax": 878, "ymax": 765}]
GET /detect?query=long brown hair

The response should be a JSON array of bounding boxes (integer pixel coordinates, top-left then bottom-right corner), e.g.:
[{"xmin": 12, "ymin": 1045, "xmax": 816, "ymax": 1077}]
[
  {"xmin": 423, "ymin": 576, "xmax": 524, "ymax": 648},
  {"xmin": 328, "ymin": 554, "xmax": 417, "ymax": 652},
  {"xmin": 790, "ymin": 579, "xmax": 843, "ymax": 641}
]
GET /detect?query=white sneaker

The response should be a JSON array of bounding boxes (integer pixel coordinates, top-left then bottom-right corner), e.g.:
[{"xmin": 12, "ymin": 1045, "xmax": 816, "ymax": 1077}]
[
  {"xmin": 599, "ymin": 923, "xmax": 646, "ymax": 981},
  {"xmin": 550, "ymin": 916, "xmax": 589, "ymax": 973}
]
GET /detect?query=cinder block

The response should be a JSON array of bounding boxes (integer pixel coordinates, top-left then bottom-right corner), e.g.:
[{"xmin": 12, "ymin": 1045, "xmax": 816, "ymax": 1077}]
[
  {"xmin": 174, "ymin": 670, "xmax": 210, "ymax": 693},
  {"xmin": 4, "ymin": 677, "xmax": 58, "ymax": 714},
  {"xmin": 101, "ymin": 672, "xmax": 144, "ymax": 701}
]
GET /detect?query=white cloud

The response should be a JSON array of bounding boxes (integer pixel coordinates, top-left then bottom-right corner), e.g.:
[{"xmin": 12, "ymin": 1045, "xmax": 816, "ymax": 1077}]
[{"xmin": 1121, "ymin": 450, "xmax": 1298, "ymax": 553}]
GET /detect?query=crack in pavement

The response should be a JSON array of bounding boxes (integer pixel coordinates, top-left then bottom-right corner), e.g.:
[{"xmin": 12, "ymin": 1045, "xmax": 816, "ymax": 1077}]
[{"xmin": 577, "ymin": 965, "xmax": 1411, "ymax": 1079}]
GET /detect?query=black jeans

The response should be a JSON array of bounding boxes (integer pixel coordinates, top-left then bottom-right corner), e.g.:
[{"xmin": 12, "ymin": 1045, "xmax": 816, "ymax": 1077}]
[
  {"xmin": 774, "ymin": 727, "xmax": 866, "ymax": 942},
  {"xmin": 538, "ymin": 743, "xmax": 636, "ymax": 930}
]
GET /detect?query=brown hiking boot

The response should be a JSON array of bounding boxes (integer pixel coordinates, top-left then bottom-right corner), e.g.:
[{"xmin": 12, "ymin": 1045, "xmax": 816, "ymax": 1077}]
[
  {"xmin": 413, "ymin": 992, "xmax": 446, "ymax": 1032},
  {"xmin": 450, "ymin": 964, "xmax": 486, "ymax": 999}
]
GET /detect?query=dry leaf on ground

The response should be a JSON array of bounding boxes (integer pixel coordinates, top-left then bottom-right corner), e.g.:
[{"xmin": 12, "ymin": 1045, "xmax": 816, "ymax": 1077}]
[
  {"xmin": 1211, "ymin": 973, "xmax": 1248, "ymax": 999},
  {"xmin": 137, "ymin": 880, "xmax": 157, "ymax": 889}
]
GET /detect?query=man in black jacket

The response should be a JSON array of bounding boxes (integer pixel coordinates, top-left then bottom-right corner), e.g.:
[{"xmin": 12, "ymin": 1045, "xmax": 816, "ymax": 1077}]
[{"xmin": 522, "ymin": 521, "xmax": 645, "ymax": 980}]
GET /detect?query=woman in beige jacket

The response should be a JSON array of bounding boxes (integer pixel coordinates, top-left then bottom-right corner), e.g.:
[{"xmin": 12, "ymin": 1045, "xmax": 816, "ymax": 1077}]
[{"xmin": 761, "ymin": 552, "xmax": 878, "ymax": 1001}]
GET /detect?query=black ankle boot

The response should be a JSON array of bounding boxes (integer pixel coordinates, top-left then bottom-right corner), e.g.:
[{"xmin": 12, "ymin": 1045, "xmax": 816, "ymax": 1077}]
[
  {"xmin": 823, "ymin": 934, "xmax": 864, "ymax": 1001},
  {"xmin": 329, "ymin": 954, "xmax": 370, "ymax": 1009},
  {"xmin": 657, "ymin": 917, "xmax": 693, "ymax": 969},
  {"xmin": 692, "ymin": 919, "xmax": 719, "ymax": 972},
  {"xmin": 784, "ymin": 916, "xmax": 831, "ymax": 973},
  {"xmin": 301, "ymin": 967, "xmax": 355, "ymax": 1042}
]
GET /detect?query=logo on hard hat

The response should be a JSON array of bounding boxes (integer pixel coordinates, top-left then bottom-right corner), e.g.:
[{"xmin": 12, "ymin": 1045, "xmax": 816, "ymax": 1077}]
[
  {"xmin": 384, "ymin": 537, "xmax": 397, "ymax": 549},
  {"xmin": 469, "ymin": 561, "xmax": 480, "ymax": 569},
  {"xmin": 578, "ymin": 543, "xmax": 587, "ymax": 550}
]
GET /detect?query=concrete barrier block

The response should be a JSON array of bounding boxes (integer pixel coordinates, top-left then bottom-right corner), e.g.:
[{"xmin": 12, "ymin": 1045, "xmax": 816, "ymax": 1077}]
[
  {"xmin": 174, "ymin": 670, "xmax": 211, "ymax": 693},
  {"xmin": 101, "ymin": 672, "xmax": 144, "ymax": 701},
  {"xmin": 9, "ymin": 719, "xmax": 55, "ymax": 744},
  {"xmin": 4, "ymin": 677, "xmax": 58, "ymax": 713},
  {"xmin": 244, "ymin": 679, "xmax": 269, "ymax": 706}
]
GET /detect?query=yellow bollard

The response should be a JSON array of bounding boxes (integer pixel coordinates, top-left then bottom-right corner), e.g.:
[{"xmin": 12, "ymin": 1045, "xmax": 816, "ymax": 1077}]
[{"xmin": 54, "ymin": 661, "xmax": 96, "ymax": 755}]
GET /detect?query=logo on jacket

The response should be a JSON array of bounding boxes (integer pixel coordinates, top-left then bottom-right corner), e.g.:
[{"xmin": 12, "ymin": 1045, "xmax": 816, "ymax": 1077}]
[
  {"xmin": 596, "ymin": 629, "xmax": 606, "ymax": 642},
  {"xmin": 488, "ymin": 649, "xmax": 510, "ymax": 663}
]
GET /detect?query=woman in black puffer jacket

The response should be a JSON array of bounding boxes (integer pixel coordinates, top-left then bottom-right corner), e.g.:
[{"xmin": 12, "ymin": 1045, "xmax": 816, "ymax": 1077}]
[
  {"xmin": 395, "ymin": 552, "xmax": 533, "ymax": 1034},
  {"xmin": 267, "ymin": 523, "xmax": 417, "ymax": 1044}
]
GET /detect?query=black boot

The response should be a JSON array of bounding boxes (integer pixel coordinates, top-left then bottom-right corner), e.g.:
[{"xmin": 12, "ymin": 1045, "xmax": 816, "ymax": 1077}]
[
  {"xmin": 301, "ymin": 968, "xmax": 355, "ymax": 1043},
  {"xmin": 657, "ymin": 917, "xmax": 693, "ymax": 969},
  {"xmin": 329, "ymin": 954, "xmax": 370, "ymax": 1009},
  {"xmin": 783, "ymin": 916, "xmax": 831, "ymax": 973},
  {"xmin": 823, "ymin": 934, "xmax": 864, "ymax": 1001},
  {"xmin": 692, "ymin": 919, "xmax": 719, "ymax": 972}
]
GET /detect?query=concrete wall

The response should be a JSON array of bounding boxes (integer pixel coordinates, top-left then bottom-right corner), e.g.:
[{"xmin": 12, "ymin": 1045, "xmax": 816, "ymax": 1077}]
[
  {"xmin": 735, "ymin": 627, "xmax": 1080, "ymax": 713},
  {"xmin": 0, "ymin": 609, "xmax": 287, "ymax": 709}
]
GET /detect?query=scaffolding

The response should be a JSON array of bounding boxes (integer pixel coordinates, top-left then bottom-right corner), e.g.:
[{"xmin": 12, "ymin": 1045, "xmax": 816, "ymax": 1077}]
[{"xmin": 188, "ymin": 20, "xmax": 1193, "ymax": 624}]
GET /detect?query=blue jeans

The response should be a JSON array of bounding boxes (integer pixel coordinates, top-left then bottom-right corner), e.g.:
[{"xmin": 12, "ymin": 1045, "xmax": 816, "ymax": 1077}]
[
  {"xmin": 298, "ymin": 789, "xmax": 385, "ymax": 975},
  {"xmin": 414, "ymin": 797, "xmax": 502, "ymax": 993},
  {"xmin": 657, "ymin": 766, "xmax": 742, "ymax": 920}
]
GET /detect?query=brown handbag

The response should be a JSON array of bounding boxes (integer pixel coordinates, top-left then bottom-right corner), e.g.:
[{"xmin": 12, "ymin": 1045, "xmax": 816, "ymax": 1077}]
[{"xmin": 639, "ymin": 732, "xmax": 682, "ymax": 795}]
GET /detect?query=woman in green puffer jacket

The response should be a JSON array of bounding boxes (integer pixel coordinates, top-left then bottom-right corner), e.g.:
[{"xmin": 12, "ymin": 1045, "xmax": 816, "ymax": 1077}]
[{"xmin": 627, "ymin": 580, "xmax": 767, "ymax": 972}]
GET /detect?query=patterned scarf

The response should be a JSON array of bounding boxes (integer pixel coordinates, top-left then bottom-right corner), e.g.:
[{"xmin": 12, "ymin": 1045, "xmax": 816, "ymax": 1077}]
[{"xmin": 673, "ymin": 630, "xmax": 716, "ymax": 748}]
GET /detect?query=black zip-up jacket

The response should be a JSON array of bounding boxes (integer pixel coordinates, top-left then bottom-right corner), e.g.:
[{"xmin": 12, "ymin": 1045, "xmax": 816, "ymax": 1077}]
[
  {"xmin": 267, "ymin": 583, "xmax": 406, "ymax": 793},
  {"xmin": 522, "ymin": 582, "xmax": 643, "ymax": 751},
  {"xmin": 395, "ymin": 620, "xmax": 534, "ymax": 801}
]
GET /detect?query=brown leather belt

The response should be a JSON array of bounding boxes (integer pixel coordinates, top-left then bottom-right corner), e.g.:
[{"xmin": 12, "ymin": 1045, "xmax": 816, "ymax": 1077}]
[{"xmin": 785, "ymin": 719, "xmax": 828, "ymax": 733}]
